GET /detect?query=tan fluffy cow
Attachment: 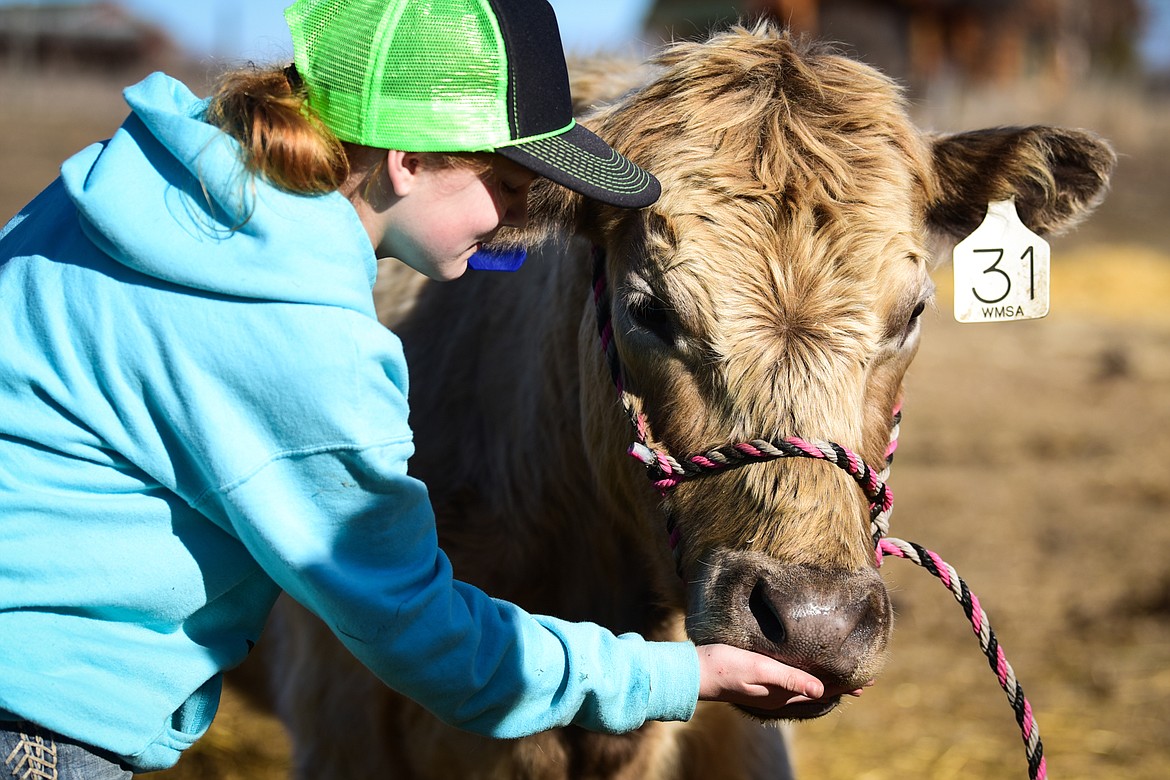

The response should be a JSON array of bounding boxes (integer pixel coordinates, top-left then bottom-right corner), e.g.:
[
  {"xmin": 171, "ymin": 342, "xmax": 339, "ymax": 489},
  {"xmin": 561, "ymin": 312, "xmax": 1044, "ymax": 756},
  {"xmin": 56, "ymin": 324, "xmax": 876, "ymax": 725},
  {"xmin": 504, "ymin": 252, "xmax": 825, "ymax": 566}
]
[{"xmin": 263, "ymin": 24, "xmax": 1113, "ymax": 780}]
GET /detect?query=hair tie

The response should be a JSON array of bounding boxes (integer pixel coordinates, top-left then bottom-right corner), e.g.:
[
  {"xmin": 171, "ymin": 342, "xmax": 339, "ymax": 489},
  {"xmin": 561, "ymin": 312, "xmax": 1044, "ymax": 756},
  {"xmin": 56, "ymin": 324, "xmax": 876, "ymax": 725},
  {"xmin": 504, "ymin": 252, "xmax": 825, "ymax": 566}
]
[{"xmin": 283, "ymin": 64, "xmax": 303, "ymax": 91}]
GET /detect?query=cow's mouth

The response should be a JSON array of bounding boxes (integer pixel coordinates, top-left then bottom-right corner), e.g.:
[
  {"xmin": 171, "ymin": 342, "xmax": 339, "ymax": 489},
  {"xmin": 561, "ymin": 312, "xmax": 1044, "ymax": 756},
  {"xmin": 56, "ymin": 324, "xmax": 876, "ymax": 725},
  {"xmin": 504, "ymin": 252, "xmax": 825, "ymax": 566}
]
[
  {"xmin": 739, "ymin": 696, "xmax": 842, "ymax": 721},
  {"xmin": 739, "ymin": 696, "xmax": 842, "ymax": 725}
]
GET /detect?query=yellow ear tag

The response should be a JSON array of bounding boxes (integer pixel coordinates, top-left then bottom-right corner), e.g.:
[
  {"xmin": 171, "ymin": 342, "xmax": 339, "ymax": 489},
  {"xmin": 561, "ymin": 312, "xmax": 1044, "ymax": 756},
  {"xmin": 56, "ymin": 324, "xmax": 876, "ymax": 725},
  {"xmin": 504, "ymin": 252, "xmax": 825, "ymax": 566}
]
[{"xmin": 953, "ymin": 199, "xmax": 1050, "ymax": 323}]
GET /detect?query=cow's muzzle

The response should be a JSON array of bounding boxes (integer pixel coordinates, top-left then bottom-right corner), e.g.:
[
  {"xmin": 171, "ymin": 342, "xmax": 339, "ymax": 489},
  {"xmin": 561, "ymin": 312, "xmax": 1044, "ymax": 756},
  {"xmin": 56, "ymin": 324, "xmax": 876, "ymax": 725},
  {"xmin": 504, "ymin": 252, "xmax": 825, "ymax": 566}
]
[{"xmin": 686, "ymin": 548, "xmax": 891, "ymax": 719}]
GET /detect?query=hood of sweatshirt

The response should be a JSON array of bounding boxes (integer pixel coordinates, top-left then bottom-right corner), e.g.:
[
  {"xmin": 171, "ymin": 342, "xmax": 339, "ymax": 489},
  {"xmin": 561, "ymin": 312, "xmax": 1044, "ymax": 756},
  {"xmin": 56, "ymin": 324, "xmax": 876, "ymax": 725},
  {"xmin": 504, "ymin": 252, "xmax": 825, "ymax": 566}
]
[{"xmin": 59, "ymin": 72, "xmax": 376, "ymax": 311}]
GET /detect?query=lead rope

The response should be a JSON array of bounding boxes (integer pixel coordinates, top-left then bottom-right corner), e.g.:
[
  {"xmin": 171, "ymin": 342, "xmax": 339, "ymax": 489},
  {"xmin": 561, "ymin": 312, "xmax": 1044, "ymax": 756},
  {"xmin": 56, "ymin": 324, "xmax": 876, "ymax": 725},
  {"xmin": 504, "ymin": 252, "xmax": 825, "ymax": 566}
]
[{"xmin": 592, "ymin": 248, "xmax": 1046, "ymax": 780}]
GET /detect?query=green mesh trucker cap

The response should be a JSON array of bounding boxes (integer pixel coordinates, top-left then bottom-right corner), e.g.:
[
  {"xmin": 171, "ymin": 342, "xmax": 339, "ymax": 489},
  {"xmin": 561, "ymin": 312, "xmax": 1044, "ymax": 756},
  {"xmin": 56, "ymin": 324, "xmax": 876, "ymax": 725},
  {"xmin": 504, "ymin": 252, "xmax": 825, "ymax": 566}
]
[{"xmin": 284, "ymin": 0, "xmax": 661, "ymax": 208}]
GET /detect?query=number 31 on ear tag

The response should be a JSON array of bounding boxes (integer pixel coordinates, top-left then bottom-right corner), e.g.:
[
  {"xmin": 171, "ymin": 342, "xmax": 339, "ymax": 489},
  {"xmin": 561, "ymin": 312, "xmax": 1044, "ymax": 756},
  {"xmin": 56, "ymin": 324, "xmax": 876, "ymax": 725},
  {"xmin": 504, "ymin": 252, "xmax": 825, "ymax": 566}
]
[{"xmin": 953, "ymin": 199, "xmax": 1050, "ymax": 323}]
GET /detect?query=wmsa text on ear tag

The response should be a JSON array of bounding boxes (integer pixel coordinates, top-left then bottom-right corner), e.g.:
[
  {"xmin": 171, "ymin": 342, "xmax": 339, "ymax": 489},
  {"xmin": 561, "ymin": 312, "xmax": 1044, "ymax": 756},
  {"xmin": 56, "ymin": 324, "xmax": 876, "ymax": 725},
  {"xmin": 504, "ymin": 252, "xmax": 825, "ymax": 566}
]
[{"xmin": 953, "ymin": 199, "xmax": 1050, "ymax": 323}]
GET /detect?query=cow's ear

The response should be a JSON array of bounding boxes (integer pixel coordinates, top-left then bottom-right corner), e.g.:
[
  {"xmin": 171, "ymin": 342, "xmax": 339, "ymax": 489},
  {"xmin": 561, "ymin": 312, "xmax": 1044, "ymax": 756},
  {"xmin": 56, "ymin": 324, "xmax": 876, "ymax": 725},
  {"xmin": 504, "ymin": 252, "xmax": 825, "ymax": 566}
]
[{"xmin": 927, "ymin": 126, "xmax": 1115, "ymax": 240}]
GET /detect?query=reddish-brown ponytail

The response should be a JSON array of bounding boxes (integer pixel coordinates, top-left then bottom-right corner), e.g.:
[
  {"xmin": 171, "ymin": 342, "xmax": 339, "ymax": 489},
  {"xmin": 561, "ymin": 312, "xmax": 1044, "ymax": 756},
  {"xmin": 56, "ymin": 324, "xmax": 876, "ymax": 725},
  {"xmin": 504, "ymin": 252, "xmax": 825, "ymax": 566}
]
[{"xmin": 204, "ymin": 64, "xmax": 349, "ymax": 195}]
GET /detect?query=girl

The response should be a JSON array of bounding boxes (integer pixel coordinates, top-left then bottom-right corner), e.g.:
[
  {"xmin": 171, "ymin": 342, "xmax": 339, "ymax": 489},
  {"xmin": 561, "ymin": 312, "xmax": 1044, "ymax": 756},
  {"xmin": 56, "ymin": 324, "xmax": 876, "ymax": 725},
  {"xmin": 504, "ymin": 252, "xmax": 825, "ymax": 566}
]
[{"xmin": 0, "ymin": 1, "xmax": 844, "ymax": 776}]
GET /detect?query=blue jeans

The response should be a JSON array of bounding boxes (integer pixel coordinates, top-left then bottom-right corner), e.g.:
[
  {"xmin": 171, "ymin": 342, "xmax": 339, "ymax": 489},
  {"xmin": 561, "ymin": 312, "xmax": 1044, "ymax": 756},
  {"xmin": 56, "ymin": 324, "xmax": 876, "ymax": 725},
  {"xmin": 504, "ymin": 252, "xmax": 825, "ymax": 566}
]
[{"xmin": 1, "ymin": 722, "xmax": 131, "ymax": 780}]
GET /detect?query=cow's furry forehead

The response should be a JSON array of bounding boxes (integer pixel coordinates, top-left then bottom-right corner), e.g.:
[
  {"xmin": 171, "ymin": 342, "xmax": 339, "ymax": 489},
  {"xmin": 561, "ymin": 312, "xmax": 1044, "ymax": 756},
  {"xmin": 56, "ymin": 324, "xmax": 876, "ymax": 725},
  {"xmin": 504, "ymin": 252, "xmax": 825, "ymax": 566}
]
[
  {"xmin": 592, "ymin": 25, "xmax": 935, "ymax": 322},
  {"xmin": 599, "ymin": 25, "xmax": 936, "ymax": 224}
]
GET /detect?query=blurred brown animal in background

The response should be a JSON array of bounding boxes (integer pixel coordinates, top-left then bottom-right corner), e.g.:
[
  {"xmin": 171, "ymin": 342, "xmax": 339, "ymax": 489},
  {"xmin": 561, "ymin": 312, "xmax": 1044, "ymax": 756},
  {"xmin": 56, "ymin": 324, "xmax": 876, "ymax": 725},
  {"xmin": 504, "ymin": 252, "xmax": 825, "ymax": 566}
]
[{"xmin": 260, "ymin": 23, "xmax": 1113, "ymax": 780}]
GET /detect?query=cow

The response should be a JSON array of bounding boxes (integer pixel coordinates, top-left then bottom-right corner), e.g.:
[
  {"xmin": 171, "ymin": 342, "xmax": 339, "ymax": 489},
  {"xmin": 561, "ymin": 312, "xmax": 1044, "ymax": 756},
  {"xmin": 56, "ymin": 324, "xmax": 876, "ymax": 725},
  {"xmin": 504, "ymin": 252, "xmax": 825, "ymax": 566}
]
[{"xmin": 261, "ymin": 23, "xmax": 1113, "ymax": 779}]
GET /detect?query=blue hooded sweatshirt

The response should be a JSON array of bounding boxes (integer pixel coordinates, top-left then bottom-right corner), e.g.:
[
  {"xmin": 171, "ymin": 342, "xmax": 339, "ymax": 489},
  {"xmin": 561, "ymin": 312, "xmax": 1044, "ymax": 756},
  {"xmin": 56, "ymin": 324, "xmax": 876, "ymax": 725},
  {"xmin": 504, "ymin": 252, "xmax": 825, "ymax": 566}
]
[{"xmin": 0, "ymin": 73, "xmax": 699, "ymax": 772}]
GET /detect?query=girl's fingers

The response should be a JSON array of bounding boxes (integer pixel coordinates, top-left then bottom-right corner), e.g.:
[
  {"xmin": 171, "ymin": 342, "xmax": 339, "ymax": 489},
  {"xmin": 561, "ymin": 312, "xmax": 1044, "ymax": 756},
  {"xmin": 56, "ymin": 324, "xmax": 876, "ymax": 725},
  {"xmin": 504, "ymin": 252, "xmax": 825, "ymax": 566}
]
[
  {"xmin": 697, "ymin": 644, "xmax": 873, "ymax": 709},
  {"xmin": 759, "ymin": 661, "xmax": 823, "ymax": 699}
]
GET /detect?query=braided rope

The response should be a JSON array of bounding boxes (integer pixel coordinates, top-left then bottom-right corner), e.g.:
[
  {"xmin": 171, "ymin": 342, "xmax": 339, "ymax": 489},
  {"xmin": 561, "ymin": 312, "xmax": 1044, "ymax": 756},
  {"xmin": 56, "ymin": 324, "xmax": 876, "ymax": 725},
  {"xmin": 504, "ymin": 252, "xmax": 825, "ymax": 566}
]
[
  {"xmin": 591, "ymin": 247, "xmax": 1047, "ymax": 778},
  {"xmin": 592, "ymin": 255, "xmax": 650, "ymax": 442},
  {"xmin": 878, "ymin": 538, "xmax": 1047, "ymax": 780},
  {"xmin": 628, "ymin": 432, "xmax": 895, "ymax": 545}
]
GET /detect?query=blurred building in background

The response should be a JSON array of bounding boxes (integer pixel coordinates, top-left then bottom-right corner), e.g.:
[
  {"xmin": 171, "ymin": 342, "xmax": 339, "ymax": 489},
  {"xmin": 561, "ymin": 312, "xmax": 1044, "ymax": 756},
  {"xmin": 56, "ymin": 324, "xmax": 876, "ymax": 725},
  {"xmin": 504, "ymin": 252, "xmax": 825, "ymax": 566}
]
[
  {"xmin": 0, "ymin": 1, "xmax": 178, "ymax": 73},
  {"xmin": 646, "ymin": 0, "xmax": 1144, "ymax": 93}
]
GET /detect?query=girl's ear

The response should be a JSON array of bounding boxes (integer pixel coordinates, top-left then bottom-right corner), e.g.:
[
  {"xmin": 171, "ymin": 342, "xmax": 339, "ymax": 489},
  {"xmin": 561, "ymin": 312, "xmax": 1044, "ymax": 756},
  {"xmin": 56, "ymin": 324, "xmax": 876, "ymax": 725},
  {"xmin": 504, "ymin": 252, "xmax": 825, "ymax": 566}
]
[{"xmin": 385, "ymin": 150, "xmax": 421, "ymax": 197}]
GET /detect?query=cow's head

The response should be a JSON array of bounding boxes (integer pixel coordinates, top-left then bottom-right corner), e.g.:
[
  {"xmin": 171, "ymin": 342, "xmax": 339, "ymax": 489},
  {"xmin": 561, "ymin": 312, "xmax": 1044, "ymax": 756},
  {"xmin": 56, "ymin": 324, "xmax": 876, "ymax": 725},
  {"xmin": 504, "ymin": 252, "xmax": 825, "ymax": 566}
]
[{"xmin": 523, "ymin": 25, "xmax": 1113, "ymax": 720}]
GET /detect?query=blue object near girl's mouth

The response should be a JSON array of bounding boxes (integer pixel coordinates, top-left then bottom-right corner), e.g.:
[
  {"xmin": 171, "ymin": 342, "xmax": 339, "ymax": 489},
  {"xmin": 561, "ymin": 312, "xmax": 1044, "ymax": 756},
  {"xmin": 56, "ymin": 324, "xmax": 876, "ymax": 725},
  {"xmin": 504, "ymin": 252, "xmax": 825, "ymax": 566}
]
[{"xmin": 468, "ymin": 246, "xmax": 527, "ymax": 272}]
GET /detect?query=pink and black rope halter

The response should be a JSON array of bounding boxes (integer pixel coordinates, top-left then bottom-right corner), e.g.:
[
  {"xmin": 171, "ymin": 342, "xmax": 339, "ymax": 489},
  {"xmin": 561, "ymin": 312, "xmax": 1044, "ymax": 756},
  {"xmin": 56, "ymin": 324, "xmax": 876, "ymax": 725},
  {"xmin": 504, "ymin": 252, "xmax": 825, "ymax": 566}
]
[{"xmin": 592, "ymin": 247, "xmax": 1046, "ymax": 780}]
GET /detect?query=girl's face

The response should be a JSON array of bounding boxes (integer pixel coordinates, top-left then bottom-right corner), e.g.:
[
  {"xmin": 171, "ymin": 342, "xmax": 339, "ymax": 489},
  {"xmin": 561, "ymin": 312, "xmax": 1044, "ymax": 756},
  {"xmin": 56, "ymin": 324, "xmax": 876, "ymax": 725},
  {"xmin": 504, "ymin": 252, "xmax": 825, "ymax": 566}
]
[{"xmin": 378, "ymin": 155, "xmax": 535, "ymax": 281}]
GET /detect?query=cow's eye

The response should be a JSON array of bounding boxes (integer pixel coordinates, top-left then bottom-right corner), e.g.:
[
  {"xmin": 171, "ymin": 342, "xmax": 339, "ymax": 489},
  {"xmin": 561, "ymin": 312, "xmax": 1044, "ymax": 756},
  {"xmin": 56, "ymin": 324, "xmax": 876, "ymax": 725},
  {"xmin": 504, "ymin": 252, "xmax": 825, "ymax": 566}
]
[
  {"xmin": 897, "ymin": 297, "xmax": 930, "ymax": 345},
  {"xmin": 627, "ymin": 294, "xmax": 676, "ymax": 343}
]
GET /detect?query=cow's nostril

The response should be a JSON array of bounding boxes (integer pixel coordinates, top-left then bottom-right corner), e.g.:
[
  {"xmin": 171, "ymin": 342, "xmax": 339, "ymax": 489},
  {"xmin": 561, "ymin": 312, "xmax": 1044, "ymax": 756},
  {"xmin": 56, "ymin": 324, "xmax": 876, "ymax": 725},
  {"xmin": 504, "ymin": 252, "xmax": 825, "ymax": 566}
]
[{"xmin": 748, "ymin": 582, "xmax": 786, "ymax": 646}]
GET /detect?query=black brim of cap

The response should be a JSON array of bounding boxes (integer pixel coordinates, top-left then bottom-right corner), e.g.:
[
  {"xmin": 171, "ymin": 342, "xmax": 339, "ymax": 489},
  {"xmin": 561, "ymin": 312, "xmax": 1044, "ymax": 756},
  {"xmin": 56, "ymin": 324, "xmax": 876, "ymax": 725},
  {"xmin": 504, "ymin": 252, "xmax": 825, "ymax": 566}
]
[{"xmin": 496, "ymin": 123, "xmax": 661, "ymax": 209}]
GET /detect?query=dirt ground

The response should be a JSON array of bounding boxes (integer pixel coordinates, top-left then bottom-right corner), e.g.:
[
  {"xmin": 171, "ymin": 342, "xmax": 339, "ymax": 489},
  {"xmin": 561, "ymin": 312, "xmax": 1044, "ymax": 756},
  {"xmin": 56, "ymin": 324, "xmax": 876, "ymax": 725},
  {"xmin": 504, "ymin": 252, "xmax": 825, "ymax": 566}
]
[{"xmin": 2, "ymin": 68, "xmax": 1168, "ymax": 780}]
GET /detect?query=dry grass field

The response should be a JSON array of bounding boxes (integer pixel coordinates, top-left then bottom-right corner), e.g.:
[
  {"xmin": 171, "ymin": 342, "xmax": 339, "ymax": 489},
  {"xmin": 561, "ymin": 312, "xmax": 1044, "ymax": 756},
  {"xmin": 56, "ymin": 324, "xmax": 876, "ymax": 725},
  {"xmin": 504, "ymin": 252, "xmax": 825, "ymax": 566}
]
[{"xmin": 3, "ymin": 64, "xmax": 1168, "ymax": 780}]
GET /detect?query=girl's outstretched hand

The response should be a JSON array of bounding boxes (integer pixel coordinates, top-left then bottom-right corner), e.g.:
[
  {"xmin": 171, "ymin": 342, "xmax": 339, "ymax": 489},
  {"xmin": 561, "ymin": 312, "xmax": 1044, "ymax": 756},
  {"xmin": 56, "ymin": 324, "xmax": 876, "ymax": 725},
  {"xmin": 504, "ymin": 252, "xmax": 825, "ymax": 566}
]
[{"xmin": 696, "ymin": 644, "xmax": 866, "ymax": 710}]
